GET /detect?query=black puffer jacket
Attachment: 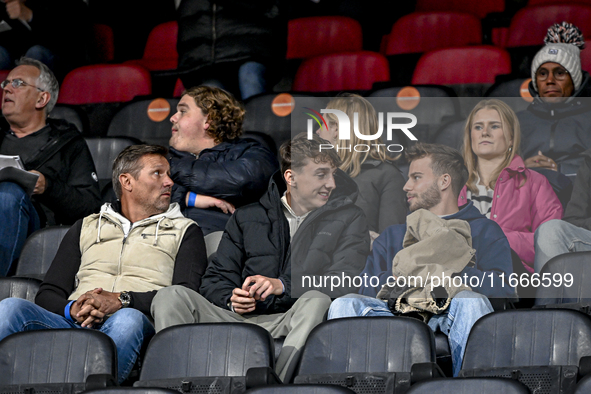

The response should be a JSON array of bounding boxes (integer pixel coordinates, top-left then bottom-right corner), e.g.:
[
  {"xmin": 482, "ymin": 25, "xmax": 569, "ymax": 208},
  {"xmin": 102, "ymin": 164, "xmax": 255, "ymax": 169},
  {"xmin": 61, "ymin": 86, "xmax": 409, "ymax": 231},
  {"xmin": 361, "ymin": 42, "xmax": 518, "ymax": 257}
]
[
  {"xmin": 519, "ymin": 72, "xmax": 591, "ymax": 176},
  {"xmin": 177, "ymin": 0, "xmax": 286, "ymax": 73},
  {"xmin": 352, "ymin": 160, "xmax": 408, "ymax": 233},
  {"xmin": 199, "ymin": 170, "xmax": 370, "ymax": 314},
  {"xmin": 169, "ymin": 138, "xmax": 278, "ymax": 234},
  {"xmin": 564, "ymin": 149, "xmax": 591, "ymax": 230},
  {"xmin": 0, "ymin": 119, "xmax": 101, "ymax": 225}
]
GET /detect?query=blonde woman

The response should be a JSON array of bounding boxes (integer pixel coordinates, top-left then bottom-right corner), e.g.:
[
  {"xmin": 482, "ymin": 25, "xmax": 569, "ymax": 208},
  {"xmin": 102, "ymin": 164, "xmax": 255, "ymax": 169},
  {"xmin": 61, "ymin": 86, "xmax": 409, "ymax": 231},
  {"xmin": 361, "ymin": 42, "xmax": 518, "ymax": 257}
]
[
  {"xmin": 459, "ymin": 99, "xmax": 563, "ymax": 273},
  {"xmin": 317, "ymin": 93, "xmax": 407, "ymax": 234}
]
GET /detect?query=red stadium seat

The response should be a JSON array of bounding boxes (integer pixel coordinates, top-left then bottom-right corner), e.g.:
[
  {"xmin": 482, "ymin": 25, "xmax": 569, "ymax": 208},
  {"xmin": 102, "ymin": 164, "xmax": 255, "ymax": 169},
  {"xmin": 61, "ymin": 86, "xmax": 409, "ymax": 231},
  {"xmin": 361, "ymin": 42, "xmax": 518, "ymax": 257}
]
[
  {"xmin": 528, "ymin": 0, "xmax": 591, "ymax": 5},
  {"xmin": 506, "ymin": 5, "xmax": 591, "ymax": 47},
  {"xmin": 581, "ymin": 40, "xmax": 591, "ymax": 72},
  {"xmin": 287, "ymin": 16, "xmax": 363, "ymax": 59},
  {"xmin": 0, "ymin": 70, "xmax": 9, "ymax": 82},
  {"xmin": 293, "ymin": 51, "xmax": 390, "ymax": 92},
  {"xmin": 173, "ymin": 78, "xmax": 185, "ymax": 97},
  {"xmin": 384, "ymin": 12, "xmax": 482, "ymax": 55},
  {"xmin": 411, "ymin": 46, "xmax": 511, "ymax": 85},
  {"xmin": 92, "ymin": 24, "xmax": 115, "ymax": 63},
  {"xmin": 125, "ymin": 21, "xmax": 178, "ymax": 71},
  {"xmin": 58, "ymin": 64, "xmax": 152, "ymax": 104},
  {"xmin": 415, "ymin": 0, "xmax": 504, "ymax": 19}
]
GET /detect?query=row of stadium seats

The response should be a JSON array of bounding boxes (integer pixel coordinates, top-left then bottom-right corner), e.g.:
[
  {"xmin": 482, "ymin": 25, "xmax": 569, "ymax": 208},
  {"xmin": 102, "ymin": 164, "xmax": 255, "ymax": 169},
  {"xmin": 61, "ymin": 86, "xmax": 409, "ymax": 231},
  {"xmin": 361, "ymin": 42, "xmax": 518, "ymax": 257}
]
[{"xmin": 2, "ymin": 309, "xmax": 591, "ymax": 393}]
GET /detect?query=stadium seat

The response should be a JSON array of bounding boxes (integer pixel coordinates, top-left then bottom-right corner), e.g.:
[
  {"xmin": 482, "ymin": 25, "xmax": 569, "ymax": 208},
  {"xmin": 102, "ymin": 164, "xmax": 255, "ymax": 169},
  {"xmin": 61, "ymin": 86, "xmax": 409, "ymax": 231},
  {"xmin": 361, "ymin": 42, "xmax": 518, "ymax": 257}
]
[
  {"xmin": 287, "ymin": 17, "xmax": 363, "ymax": 60},
  {"xmin": 534, "ymin": 251, "xmax": 591, "ymax": 308},
  {"xmin": 415, "ymin": 0, "xmax": 505, "ymax": 19},
  {"xmin": 528, "ymin": 0, "xmax": 591, "ymax": 7},
  {"xmin": 0, "ymin": 329, "xmax": 117, "ymax": 393},
  {"xmin": 58, "ymin": 65, "xmax": 152, "ymax": 105},
  {"xmin": 125, "ymin": 21, "xmax": 178, "ymax": 71},
  {"xmin": 204, "ymin": 231, "xmax": 223, "ymax": 260},
  {"xmin": 173, "ymin": 78, "xmax": 185, "ymax": 97},
  {"xmin": 368, "ymin": 85, "xmax": 461, "ymax": 145},
  {"xmin": 134, "ymin": 323, "xmax": 275, "ymax": 392},
  {"xmin": 411, "ymin": 46, "xmax": 511, "ymax": 85},
  {"xmin": 246, "ymin": 386, "xmax": 356, "ymax": 394},
  {"xmin": 14, "ymin": 226, "xmax": 71, "ymax": 281},
  {"xmin": 431, "ymin": 120, "xmax": 464, "ymax": 150},
  {"xmin": 405, "ymin": 377, "xmax": 529, "ymax": 393},
  {"xmin": 83, "ymin": 389, "xmax": 180, "ymax": 394},
  {"xmin": 293, "ymin": 51, "xmax": 390, "ymax": 93},
  {"xmin": 106, "ymin": 98, "xmax": 179, "ymax": 146},
  {"xmin": 384, "ymin": 12, "xmax": 482, "ymax": 56},
  {"xmin": 85, "ymin": 137, "xmax": 139, "ymax": 201},
  {"xmin": 49, "ymin": 105, "xmax": 88, "ymax": 133},
  {"xmin": 459, "ymin": 309, "xmax": 591, "ymax": 393},
  {"xmin": 0, "ymin": 278, "xmax": 40, "ymax": 302},
  {"xmin": 506, "ymin": 5, "xmax": 591, "ymax": 48},
  {"xmin": 293, "ymin": 317, "xmax": 440, "ymax": 392},
  {"xmin": 92, "ymin": 24, "xmax": 115, "ymax": 63},
  {"xmin": 575, "ymin": 374, "xmax": 591, "ymax": 394},
  {"xmin": 242, "ymin": 93, "xmax": 330, "ymax": 151}
]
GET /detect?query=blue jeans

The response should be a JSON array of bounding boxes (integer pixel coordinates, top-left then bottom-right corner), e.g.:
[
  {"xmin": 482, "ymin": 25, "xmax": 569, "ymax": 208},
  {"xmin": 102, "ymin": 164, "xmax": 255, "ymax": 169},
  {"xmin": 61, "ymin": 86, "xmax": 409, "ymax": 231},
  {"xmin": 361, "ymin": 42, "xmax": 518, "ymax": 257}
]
[
  {"xmin": 202, "ymin": 61, "xmax": 267, "ymax": 100},
  {"xmin": 534, "ymin": 219, "xmax": 591, "ymax": 273},
  {"xmin": 0, "ymin": 182, "xmax": 40, "ymax": 276},
  {"xmin": 0, "ymin": 298, "xmax": 155, "ymax": 384},
  {"xmin": 327, "ymin": 291, "xmax": 494, "ymax": 377},
  {"xmin": 0, "ymin": 45, "xmax": 56, "ymax": 71}
]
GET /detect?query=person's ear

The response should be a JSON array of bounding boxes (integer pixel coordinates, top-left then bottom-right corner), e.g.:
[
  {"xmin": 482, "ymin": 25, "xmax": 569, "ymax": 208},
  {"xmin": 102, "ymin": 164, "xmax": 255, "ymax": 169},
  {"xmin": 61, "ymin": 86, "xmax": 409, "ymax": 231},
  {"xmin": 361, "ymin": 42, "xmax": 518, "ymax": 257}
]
[
  {"xmin": 439, "ymin": 174, "xmax": 452, "ymax": 192},
  {"xmin": 35, "ymin": 91, "xmax": 50, "ymax": 109},
  {"xmin": 119, "ymin": 173, "xmax": 133, "ymax": 194},
  {"xmin": 284, "ymin": 169, "xmax": 294, "ymax": 186}
]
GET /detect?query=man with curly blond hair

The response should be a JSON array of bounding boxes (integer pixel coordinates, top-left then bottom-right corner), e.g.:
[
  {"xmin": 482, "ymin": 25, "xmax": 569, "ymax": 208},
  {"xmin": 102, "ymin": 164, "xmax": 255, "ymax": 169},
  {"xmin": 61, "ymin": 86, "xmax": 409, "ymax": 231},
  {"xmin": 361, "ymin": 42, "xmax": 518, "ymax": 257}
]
[{"xmin": 168, "ymin": 85, "xmax": 278, "ymax": 234}]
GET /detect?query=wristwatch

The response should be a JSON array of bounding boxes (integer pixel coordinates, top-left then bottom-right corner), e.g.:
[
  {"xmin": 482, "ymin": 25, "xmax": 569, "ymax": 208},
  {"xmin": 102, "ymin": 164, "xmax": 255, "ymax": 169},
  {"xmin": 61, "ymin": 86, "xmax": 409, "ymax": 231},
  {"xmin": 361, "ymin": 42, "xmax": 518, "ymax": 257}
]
[{"xmin": 118, "ymin": 291, "xmax": 132, "ymax": 308}]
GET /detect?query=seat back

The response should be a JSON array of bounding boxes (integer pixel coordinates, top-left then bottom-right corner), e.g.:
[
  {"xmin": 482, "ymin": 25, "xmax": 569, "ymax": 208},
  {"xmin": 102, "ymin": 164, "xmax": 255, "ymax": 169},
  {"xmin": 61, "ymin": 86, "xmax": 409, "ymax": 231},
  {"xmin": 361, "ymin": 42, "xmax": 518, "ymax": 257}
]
[
  {"xmin": 415, "ymin": 0, "xmax": 504, "ymax": 19},
  {"xmin": 84, "ymin": 389, "xmax": 180, "ymax": 394},
  {"xmin": 0, "ymin": 329, "xmax": 117, "ymax": 385},
  {"xmin": 506, "ymin": 5, "xmax": 591, "ymax": 48},
  {"xmin": 106, "ymin": 98, "xmax": 179, "ymax": 146},
  {"xmin": 406, "ymin": 377, "xmax": 529, "ymax": 393},
  {"xmin": 0, "ymin": 278, "xmax": 40, "ymax": 302},
  {"xmin": 460, "ymin": 309, "xmax": 591, "ymax": 393},
  {"xmin": 287, "ymin": 17, "xmax": 362, "ymax": 59},
  {"xmin": 58, "ymin": 65, "xmax": 152, "ymax": 105},
  {"xmin": 246, "ymin": 385, "xmax": 356, "ymax": 394},
  {"xmin": 385, "ymin": 12, "xmax": 481, "ymax": 55},
  {"xmin": 49, "ymin": 105, "xmax": 88, "ymax": 133},
  {"xmin": 137, "ymin": 323, "xmax": 274, "ymax": 382},
  {"xmin": 204, "ymin": 231, "xmax": 224, "ymax": 259},
  {"xmin": 535, "ymin": 251, "xmax": 591, "ymax": 306},
  {"xmin": 92, "ymin": 23, "xmax": 115, "ymax": 63},
  {"xmin": 15, "ymin": 226, "xmax": 71, "ymax": 280},
  {"xmin": 575, "ymin": 374, "xmax": 591, "ymax": 394},
  {"xmin": 293, "ymin": 52, "xmax": 390, "ymax": 92},
  {"xmin": 125, "ymin": 21, "xmax": 178, "ymax": 71}
]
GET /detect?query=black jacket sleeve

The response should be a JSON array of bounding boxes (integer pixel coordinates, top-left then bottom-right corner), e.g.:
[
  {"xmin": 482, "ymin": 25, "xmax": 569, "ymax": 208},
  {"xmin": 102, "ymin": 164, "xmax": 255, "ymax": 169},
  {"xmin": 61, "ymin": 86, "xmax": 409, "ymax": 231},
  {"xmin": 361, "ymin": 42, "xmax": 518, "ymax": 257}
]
[
  {"xmin": 130, "ymin": 224, "xmax": 208, "ymax": 314},
  {"xmin": 169, "ymin": 143, "xmax": 278, "ymax": 205},
  {"xmin": 564, "ymin": 155, "xmax": 591, "ymax": 230},
  {"xmin": 35, "ymin": 219, "xmax": 84, "ymax": 315},
  {"xmin": 34, "ymin": 136, "xmax": 102, "ymax": 224}
]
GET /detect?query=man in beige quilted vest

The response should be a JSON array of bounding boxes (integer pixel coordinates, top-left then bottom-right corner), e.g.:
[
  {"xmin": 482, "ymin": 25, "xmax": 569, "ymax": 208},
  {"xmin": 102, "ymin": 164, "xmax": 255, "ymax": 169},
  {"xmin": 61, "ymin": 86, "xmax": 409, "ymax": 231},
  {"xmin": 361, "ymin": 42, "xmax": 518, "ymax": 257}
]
[{"xmin": 0, "ymin": 144, "xmax": 208, "ymax": 384}]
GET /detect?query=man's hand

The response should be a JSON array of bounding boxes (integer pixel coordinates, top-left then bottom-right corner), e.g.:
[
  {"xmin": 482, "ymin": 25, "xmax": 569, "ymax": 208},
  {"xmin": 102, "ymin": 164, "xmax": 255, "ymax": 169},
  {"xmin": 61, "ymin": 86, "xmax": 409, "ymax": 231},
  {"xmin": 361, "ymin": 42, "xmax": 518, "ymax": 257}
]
[
  {"xmin": 83, "ymin": 288, "xmax": 123, "ymax": 315},
  {"xmin": 185, "ymin": 193, "xmax": 235, "ymax": 214},
  {"xmin": 524, "ymin": 151, "xmax": 557, "ymax": 171},
  {"xmin": 242, "ymin": 275, "xmax": 283, "ymax": 301},
  {"xmin": 5, "ymin": 0, "xmax": 32, "ymax": 21},
  {"xmin": 29, "ymin": 170, "xmax": 46, "ymax": 194},
  {"xmin": 70, "ymin": 289, "xmax": 105, "ymax": 328},
  {"xmin": 229, "ymin": 288, "xmax": 256, "ymax": 315}
]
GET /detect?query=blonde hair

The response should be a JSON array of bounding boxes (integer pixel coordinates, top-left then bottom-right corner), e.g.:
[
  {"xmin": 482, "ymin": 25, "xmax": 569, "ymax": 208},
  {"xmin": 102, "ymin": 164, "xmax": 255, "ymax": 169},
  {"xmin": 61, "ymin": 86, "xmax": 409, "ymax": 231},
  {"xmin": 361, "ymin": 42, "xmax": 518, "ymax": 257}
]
[
  {"xmin": 324, "ymin": 93, "xmax": 396, "ymax": 178},
  {"xmin": 462, "ymin": 99, "xmax": 523, "ymax": 193}
]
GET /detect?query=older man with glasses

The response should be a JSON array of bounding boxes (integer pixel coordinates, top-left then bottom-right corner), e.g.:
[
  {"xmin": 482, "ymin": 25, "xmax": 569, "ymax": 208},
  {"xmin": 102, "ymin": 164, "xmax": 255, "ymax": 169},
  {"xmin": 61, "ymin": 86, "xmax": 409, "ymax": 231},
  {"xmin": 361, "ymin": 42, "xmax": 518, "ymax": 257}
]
[{"xmin": 0, "ymin": 57, "xmax": 101, "ymax": 276}]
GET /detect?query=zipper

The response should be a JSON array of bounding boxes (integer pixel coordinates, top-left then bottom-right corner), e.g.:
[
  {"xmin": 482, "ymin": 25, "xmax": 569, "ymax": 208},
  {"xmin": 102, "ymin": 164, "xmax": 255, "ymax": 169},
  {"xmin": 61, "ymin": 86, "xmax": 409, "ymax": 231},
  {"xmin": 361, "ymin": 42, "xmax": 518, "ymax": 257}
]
[{"xmin": 211, "ymin": 3, "xmax": 216, "ymax": 63}]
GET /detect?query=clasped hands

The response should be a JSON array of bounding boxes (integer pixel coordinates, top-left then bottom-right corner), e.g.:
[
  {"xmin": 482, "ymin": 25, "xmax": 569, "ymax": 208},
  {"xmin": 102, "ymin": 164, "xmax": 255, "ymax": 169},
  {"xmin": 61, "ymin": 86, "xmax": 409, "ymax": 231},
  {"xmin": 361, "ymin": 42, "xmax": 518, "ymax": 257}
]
[
  {"xmin": 230, "ymin": 275, "xmax": 283, "ymax": 315},
  {"xmin": 69, "ymin": 288, "xmax": 122, "ymax": 328}
]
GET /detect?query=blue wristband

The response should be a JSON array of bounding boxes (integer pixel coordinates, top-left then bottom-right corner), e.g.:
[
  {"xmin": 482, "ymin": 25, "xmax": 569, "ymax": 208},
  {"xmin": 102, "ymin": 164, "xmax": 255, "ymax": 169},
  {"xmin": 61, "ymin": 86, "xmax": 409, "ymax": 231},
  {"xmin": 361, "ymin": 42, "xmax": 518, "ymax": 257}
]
[
  {"xmin": 188, "ymin": 192, "xmax": 197, "ymax": 207},
  {"xmin": 64, "ymin": 300, "xmax": 75, "ymax": 322}
]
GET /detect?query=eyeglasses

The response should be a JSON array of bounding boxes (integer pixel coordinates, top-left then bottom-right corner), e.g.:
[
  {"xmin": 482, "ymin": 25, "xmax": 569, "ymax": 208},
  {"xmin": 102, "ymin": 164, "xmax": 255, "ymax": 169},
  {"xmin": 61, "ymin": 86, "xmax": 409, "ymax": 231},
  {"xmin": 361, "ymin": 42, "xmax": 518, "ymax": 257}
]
[
  {"xmin": 1, "ymin": 78, "xmax": 44, "ymax": 91},
  {"xmin": 535, "ymin": 67, "xmax": 570, "ymax": 82}
]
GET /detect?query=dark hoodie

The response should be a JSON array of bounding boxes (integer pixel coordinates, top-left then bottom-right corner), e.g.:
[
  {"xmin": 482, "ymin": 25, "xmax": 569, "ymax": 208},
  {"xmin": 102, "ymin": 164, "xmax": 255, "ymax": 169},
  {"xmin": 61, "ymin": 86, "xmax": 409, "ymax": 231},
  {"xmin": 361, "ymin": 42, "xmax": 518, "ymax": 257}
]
[
  {"xmin": 359, "ymin": 201, "xmax": 515, "ymax": 299},
  {"xmin": 199, "ymin": 169, "xmax": 370, "ymax": 314},
  {"xmin": 518, "ymin": 72, "xmax": 591, "ymax": 176}
]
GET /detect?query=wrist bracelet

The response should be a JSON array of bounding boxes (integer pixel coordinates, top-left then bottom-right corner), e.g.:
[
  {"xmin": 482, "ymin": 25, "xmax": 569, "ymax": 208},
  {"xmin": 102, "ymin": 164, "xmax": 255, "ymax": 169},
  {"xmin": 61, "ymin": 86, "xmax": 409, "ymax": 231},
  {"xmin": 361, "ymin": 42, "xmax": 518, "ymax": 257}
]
[
  {"xmin": 64, "ymin": 300, "xmax": 75, "ymax": 322},
  {"xmin": 188, "ymin": 192, "xmax": 197, "ymax": 207}
]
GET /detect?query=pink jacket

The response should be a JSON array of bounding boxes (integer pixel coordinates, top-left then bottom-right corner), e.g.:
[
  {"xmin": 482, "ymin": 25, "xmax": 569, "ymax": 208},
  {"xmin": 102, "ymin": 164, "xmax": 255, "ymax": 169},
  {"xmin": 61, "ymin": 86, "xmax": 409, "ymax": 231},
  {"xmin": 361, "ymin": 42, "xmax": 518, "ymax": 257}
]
[{"xmin": 458, "ymin": 155, "xmax": 563, "ymax": 272}]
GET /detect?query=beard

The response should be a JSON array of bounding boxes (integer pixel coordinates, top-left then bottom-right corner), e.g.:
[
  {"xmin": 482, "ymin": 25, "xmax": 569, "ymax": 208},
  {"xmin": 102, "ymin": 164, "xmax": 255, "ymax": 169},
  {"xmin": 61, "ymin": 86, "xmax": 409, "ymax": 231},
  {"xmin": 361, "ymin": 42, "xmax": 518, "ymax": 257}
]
[{"xmin": 409, "ymin": 181, "xmax": 442, "ymax": 212}]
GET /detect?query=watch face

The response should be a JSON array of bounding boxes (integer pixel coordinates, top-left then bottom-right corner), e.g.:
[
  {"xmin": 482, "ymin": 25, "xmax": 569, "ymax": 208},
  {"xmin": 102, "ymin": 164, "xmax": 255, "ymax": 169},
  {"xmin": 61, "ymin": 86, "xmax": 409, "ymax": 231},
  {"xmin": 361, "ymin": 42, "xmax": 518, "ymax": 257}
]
[{"xmin": 119, "ymin": 292, "xmax": 131, "ymax": 307}]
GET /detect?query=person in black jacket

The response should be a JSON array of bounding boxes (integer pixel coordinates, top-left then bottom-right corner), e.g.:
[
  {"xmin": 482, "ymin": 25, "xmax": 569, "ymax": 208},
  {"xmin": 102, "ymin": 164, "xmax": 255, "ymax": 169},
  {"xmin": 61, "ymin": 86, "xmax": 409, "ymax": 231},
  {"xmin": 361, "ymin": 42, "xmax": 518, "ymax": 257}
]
[
  {"xmin": 168, "ymin": 85, "xmax": 278, "ymax": 235},
  {"xmin": 152, "ymin": 133, "xmax": 370, "ymax": 383},
  {"xmin": 534, "ymin": 148, "xmax": 591, "ymax": 272},
  {"xmin": 176, "ymin": 0, "xmax": 286, "ymax": 100},
  {"xmin": 0, "ymin": 57, "xmax": 101, "ymax": 275}
]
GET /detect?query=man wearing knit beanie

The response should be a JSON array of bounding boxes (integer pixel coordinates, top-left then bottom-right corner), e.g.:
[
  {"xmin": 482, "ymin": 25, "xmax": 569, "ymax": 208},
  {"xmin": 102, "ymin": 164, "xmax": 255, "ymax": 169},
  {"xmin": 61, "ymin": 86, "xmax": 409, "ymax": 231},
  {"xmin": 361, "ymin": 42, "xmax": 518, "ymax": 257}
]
[{"xmin": 518, "ymin": 21, "xmax": 591, "ymax": 178}]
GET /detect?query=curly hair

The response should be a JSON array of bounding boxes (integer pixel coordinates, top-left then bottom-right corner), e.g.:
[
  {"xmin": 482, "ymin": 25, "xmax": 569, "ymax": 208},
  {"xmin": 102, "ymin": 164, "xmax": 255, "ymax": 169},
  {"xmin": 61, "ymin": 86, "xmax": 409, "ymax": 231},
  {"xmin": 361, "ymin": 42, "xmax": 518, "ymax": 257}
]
[{"xmin": 183, "ymin": 86, "xmax": 245, "ymax": 143}]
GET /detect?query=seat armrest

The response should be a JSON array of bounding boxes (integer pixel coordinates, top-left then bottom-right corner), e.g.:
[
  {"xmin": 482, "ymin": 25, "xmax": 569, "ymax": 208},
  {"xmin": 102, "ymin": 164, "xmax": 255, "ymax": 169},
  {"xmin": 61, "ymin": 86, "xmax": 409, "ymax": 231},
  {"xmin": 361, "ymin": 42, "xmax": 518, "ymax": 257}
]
[
  {"xmin": 245, "ymin": 366, "xmax": 283, "ymax": 389},
  {"xmin": 411, "ymin": 362, "xmax": 445, "ymax": 384}
]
